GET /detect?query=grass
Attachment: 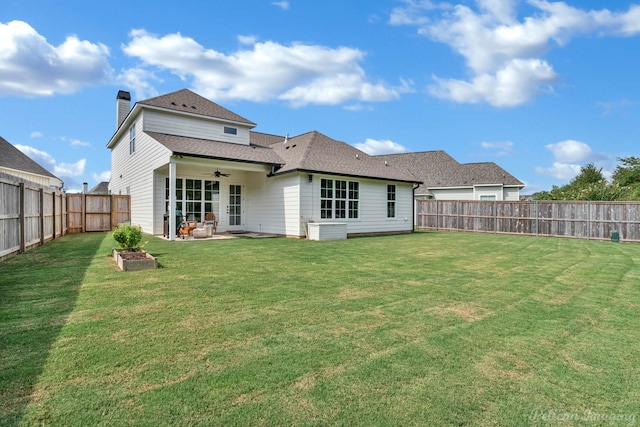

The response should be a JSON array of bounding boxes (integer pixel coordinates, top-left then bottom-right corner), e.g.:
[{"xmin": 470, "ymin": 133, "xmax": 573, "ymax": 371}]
[{"xmin": 1, "ymin": 231, "xmax": 639, "ymax": 426}]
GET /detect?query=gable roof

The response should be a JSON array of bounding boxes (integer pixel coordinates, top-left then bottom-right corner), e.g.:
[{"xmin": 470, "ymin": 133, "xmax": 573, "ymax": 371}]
[
  {"xmin": 147, "ymin": 132, "xmax": 284, "ymax": 165},
  {"xmin": 269, "ymin": 131, "xmax": 419, "ymax": 183},
  {"xmin": 88, "ymin": 181, "xmax": 110, "ymax": 194},
  {"xmin": 0, "ymin": 136, "xmax": 59, "ymax": 180},
  {"xmin": 138, "ymin": 89, "xmax": 256, "ymax": 127},
  {"xmin": 377, "ymin": 150, "xmax": 523, "ymax": 194}
]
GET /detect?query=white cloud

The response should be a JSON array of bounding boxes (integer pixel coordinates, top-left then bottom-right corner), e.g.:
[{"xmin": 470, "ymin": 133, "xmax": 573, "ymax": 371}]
[
  {"xmin": 15, "ymin": 145, "xmax": 56, "ymax": 169},
  {"xmin": 70, "ymin": 139, "xmax": 91, "ymax": 147},
  {"xmin": 92, "ymin": 170, "xmax": 111, "ymax": 183},
  {"xmin": 30, "ymin": 131, "xmax": 43, "ymax": 138},
  {"xmin": 0, "ymin": 20, "xmax": 111, "ymax": 97},
  {"xmin": 389, "ymin": 0, "xmax": 441, "ymax": 26},
  {"xmin": 544, "ymin": 140, "xmax": 593, "ymax": 163},
  {"xmin": 272, "ymin": 1, "xmax": 290, "ymax": 10},
  {"xmin": 390, "ymin": 1, "xmax": 640, "ymax": 106},
  {"xmin": 353, "ymin": 138, "xmax": 409, "ymax": 155},
  {"xmin": 15, "ymin": 144, "xmax": 85, "ymax": 178},
  {"xmin": 54, "ymin": 159, "xmax": 86, "ymax": 178},
  {"xmin": 117, "ymin": 67, "xmax": 160, "ymax": 100},
  {"xmin": 535, "ymin": 139, "xmax": 611, "ymax": 180},
  {"xmin": 429, "ymin": 58, "xmax": 557, "ymax": 106},
  {"xmin": 534, "ymin": 162, "xmax": 582, "ymax": 180},
  {"xmin": 121, "ymin": 30, "xmax": 410, "ymax": 106},
  {"xmin": 238, "ymin": 34, "xmax": 258, "ymax": 45},
  {"xmin": 481, "ymin": 140, "xmax": 514, "ymax": 156}
]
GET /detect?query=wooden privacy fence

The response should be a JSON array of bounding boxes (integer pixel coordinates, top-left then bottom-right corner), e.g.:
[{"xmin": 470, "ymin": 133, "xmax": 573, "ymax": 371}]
[
  {"xmin": 0, "ymin": 176, "xmax": 130, "ymax": 259},
  {"xmin": 66, "ymin": 193, "xmax": 131, "ymax": 233},
  {"xmin": 417, "ymin": 200, "xmax": 640, "ymax": 242}
]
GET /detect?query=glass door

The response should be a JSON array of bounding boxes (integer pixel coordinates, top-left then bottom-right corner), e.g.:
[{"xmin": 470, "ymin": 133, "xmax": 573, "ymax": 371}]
[{"xmin": 227, "ymin": 184, "xmax": 243, "ymax": 230}]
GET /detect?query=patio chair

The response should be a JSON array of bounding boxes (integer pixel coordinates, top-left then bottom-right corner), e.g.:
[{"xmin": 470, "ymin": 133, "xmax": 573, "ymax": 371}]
[{"xmin": 204, "ymin": 213, "xmax": 217, "ymax": 235}]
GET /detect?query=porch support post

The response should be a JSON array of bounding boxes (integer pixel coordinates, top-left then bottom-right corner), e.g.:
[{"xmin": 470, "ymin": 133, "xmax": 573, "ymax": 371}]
[{"xmin": 169, "ymin": 158, "xmax": 177, "ymax": 241}]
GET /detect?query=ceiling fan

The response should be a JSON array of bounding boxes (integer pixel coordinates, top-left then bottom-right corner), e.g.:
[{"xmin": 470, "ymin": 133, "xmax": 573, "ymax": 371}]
[{"xmin": 213, "ymin": 169, "xmax": 230, "ymax": 177}]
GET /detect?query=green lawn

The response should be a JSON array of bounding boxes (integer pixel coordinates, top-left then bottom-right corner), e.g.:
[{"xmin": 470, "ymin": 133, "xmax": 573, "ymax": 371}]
[{"xmin": 1, "ymin": 231, "xmax": 639, "ymax": 426}]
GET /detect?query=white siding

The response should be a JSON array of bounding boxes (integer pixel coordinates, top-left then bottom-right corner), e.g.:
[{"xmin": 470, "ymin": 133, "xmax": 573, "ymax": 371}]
[
  {"xmin": 474, "ymin": 186, "xmax": 503, "ymax": 200},
  {"xmin": 245, "ymin": 173, "xmax": 301, "ymax": 236},
  {"xmin": 109, "ymin": 117, "xmax": 172, "ymax": 234},
  {"xmin": 143, "ymin": 110, "xmax": 251, "ymax": 145},
  {"xmin": 431, "ymin": 188, "xmax": 474, "ymax": 200},
  {"xmin": 300, "ymin": 174, "xmax": 414, "ymax": 235},
  {"xmin": 503, "ymin": 186, "xmax": 521, "ymax": 201},
  {"xmin": 0, "ymin": 167, "xmax": 62, "ymax": 189}
]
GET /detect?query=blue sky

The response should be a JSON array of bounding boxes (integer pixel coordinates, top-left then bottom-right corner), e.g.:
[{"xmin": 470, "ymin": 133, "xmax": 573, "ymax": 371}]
[{"xmin": 1, "ymin": 0, "xmax": 639, "ymax": 193}]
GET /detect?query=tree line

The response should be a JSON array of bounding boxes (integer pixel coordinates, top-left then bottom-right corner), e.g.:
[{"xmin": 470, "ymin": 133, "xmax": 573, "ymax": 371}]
[{"xmin": 534, "ymin": 157, "xmax": 640, "ymax": 201}]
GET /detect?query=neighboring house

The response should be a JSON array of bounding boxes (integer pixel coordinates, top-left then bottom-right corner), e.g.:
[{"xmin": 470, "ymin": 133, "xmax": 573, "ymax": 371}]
[
  {"xmin": 0, "ymin": 136, "xmax": 63, "ymax": 190},
  {"xmin": 88, "ymin": 181, "xmax": 110, "ymax": 194},
  {"xmin": 107, "ymin": 89, "xmax": 420, "ymax": 240},
  {"xmin": 377, "ymin": 151, "xmax": 524, "ymax": 201}
]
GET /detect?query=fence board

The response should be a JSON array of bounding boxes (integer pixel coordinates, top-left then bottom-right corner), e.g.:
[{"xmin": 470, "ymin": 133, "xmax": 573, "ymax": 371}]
[
  {"xmin": 0, "ymin": 176, "xmax": 130, "ymax": 260},
  {"xmin": 417, "ymin": 200, "xmax": 640, "ymax": 242}
]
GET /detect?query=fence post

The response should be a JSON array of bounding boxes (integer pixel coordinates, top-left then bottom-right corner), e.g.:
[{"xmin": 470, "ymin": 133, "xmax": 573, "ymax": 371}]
[
  {"xmin": 39, "ymin": 188, "xmax": 45, "ymax": 245},
  {"xmin": 534, "ymin": 200, "xmax": 539, "ymax": 236},
  {"xmin": 19, "ymin": 183, "xmax": 25, "ymax": 253},
  {"xmin": 587, "ymin": 201, "xmax": 591, "ymax": 240},
  {"xmin": 52, "ymin": 192, "xmax": 57, "ymax": 239}
]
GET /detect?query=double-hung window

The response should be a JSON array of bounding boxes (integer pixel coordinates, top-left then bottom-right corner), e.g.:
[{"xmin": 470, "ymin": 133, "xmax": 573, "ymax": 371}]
[
  {"xmin": 321, "ymin": 179, "xmax": 359, "ymax": 219},
  {"xmin": 129, "ymin": 124, "xmax": 136, "ymax": 154},
  {"xmin": 387, "ymin": 185, "xmax": 396, "ymax": 218}
]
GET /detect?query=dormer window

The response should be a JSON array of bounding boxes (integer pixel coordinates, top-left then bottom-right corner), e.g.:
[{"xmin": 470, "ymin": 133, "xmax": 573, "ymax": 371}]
[{"xmin": 224, "ymin": 126, "xmax": 238, "ymax": 135}]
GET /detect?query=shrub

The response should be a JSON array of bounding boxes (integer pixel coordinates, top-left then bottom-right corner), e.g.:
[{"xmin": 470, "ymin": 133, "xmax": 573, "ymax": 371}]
[{"xmin": 112, "ymin": 223, "xmax": 144, "ymax": 251}]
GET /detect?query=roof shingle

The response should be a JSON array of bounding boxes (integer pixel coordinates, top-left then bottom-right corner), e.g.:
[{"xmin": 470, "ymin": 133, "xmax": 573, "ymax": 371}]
[
  {"xmin": 269, "ymin": 131, "xmax": 419, "ymax": 183},
  {"xmin": 377, "ymin": 150, "xmax": 523, "ymax": 194},
  {"xmin": 0, "ymin": 136, "xmax": 59, "ymax": 180},
  {"xmin": 138, "ymin": 89, "xmax": 256, "ymax": 126},
  {"xmin": 146, "ymin": 132, "xmax": 284, "ymax": 165}
]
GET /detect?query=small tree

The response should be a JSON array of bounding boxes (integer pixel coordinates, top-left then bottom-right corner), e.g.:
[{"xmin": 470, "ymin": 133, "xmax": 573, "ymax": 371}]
[{"xmin": 112, "ymin": 223, "xmax": 144, "ymax": 251}]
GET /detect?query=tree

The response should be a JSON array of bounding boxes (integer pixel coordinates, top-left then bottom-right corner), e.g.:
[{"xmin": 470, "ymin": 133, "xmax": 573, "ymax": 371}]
[
  {"xmin": 534, "ymin": 163, "xmax": 610, "ymax": 201},
  {"xmin": 569, "ymin": 163, "xmax": 605, "ymax": 187},
  {"xmin": 612, "ymin": 156, "xmax": 640, "ymax": 187}
]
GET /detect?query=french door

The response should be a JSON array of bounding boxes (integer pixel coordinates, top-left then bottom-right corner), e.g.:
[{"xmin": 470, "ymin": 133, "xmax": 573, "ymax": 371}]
[{"xmin": 227, "ymin": 184, "xmax": 243, "ymax": 230}]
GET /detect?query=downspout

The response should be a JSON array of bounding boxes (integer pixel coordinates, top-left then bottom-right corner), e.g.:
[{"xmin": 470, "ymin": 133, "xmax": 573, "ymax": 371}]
[{"xmin": 412, "ymin": 183, "xmax": 419, "ymax": 233}]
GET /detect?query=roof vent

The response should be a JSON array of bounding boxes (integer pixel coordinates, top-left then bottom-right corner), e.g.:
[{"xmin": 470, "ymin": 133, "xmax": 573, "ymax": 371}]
[
  {"xmin": 171, "ymin": 102, "xmax": 177, "ymax": 105},
  {"xmin": 384, "ymin": 160, "xmax": 388, "ymax": 166},
  {"xmin": 283, "ymin": 133, "xmax": 289, "ymax": 144},
  {"xmin": 355, "ymin": 154, "xmax": 360, "ymax": 160}
]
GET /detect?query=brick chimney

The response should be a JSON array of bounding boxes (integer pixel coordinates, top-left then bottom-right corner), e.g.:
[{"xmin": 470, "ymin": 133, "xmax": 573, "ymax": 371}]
[{"xmin": 116, "ymin": 90, "xmax": 131, "ymax": 129}]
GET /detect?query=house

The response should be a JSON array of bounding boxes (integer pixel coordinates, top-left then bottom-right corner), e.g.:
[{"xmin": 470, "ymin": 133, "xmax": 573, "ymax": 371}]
[
  {"xmin": 87, "ymin": 181, "xmax": 110, "ymax": 194},
  {"xmin": 376, "ymin": 151, "xmax": 524, "ymax": 201},
  {"xmin": 107, "ymin": 89, "xmax": 420, "ymax": 240},
  {"xmin": 0, "ymin": 136, "xmax": 63, "ymax": 190}
]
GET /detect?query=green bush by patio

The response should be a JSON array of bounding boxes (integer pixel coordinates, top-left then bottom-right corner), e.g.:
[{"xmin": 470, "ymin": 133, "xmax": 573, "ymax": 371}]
[{"xmin": 1, "ymin": 232, "xmax": 639, "ymax": 426}]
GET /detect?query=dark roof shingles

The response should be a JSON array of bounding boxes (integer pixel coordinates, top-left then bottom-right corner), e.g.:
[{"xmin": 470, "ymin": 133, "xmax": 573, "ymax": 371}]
[
  {"xmin": 270, "ymin": 131, "xmax": 419, "ymax": 183},
  {"xmin": 377, "ymin": 151, "xmax": 523, "ymax": 193},
  {"xmin": 0, "ymin": 136, "xmax": 59, "ymax": 179},
  {"xmin": 146, "ymin": 132, "xmax": 284, "ymax": 165},
  {"xmin": 138, "ymin": 89, "xmax": 256, "ymax": 126}
]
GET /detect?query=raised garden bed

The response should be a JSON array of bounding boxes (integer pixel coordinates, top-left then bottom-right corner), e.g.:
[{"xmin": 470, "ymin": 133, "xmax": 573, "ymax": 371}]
[{"xmin": 112, "ymin": 249, "xmax": 157, "ymax": 271}]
